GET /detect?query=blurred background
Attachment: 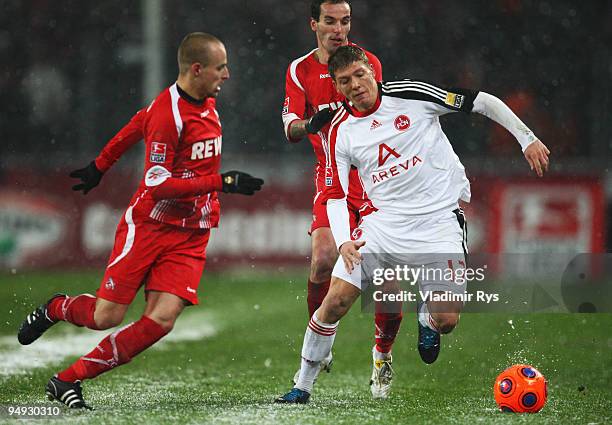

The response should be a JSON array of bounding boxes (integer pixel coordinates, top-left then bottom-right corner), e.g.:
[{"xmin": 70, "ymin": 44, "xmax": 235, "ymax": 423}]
[{"xmin": 1, "ymin": 0, "xmax": 610, "ymax": 270}]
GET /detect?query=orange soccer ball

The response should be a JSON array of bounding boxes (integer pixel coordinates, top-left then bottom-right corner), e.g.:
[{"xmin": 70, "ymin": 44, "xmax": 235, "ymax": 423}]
[{"xmin": 493, "ymin": 364, "xmax": 548, "ymax": 413}]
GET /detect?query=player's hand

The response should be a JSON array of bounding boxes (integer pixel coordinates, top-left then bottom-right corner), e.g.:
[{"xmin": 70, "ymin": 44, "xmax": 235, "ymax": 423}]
[
  {"xmin": 524, "ymin": 140, "xmax": 550, "ymax": 177},
  {"xmin": 221, "ymin": 171, "xmax": 264, "ymax": 195},
  {"xmin": 305, "ymin": 108, "xmax": 335, "ymax": 134},
  {"xmin": 69, "ymin": 161, "xmax": 103, "ymax": 194},
  {"xmin": 339, "ymin": 240, "xmax": 366, "ymax": 273}
]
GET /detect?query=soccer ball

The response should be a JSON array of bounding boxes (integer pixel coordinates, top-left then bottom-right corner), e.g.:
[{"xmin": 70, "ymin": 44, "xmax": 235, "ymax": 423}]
[{"xmin": 493, "ymin": 364, "xmax": 547, "ymax": 413}]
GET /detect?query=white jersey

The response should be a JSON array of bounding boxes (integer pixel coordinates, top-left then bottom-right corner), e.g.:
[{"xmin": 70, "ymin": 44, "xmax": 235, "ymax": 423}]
[{"xmin": 324, "ymin": 79, "xmax": 478, "ymax": 247}]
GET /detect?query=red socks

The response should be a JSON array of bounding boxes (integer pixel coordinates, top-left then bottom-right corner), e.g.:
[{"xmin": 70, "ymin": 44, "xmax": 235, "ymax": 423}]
[
  {"xmin": 48, "ymin": 294, "xmax": 101, "ymax": 330},
  {"xmin": 307, "ymin": 279, "xmax": 330, "ymax": 317},
  {"xmin": 58, "ymin": 315, "xmax": 167, "ymax": 382},
  {"xmin": 374, "ymin": 312, "xmax": 403, "ymax": 353}
]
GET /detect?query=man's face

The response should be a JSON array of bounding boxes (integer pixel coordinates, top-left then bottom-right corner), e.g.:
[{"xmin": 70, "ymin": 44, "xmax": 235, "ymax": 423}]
[
  {"xmin": 311, "ymin": 2, "xmax": 351, "ymax": 55},
  {"xmin": 333, "ymin": 61, "xmax": 378, "ymax": 111},
  {"xmin": 196, "ymin": 42, "xmax": 230, "ymax": 98}
]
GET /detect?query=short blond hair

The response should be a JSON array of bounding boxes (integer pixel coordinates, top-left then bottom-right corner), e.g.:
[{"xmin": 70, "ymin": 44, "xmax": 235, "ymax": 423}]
[{"xmin": 177, "ymin": 32, "xmax": 222, "ymax": 74}]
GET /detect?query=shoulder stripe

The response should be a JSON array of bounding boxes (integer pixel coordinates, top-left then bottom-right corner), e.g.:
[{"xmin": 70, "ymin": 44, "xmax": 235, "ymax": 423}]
[
  {"xmin": 383, "ymin": 80, "xmax": 447, "ymax": 97},
  {"xmin": 289, "ymin": 49, "xmax": 316, "ymax": 92},
  {"xmin": 169, "ymin": 84, "xmax": 183, "ymax": 138},
  {"xmin": 382, "ymin": 85, "xmax": 446, "ymax": 102},
  {"xmin": 382, "ymin": 82, "xmax": 446, "ymax": 101}
]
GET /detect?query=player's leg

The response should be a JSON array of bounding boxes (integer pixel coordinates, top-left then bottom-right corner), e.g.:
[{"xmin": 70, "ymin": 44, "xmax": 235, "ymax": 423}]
[
  {"xmin": 307, "ymin": 222, "xmax": 337, "ymax": 317},
  {"xmin": 45, "ymin": 212, "xmax": 164, "ymax": 408},
  {"xmin": 417, "ymin": 209, "xmax": 468, "ymax": 364},
  {"xmin": 370, "ymin": 278, "xmax": 402, "ymax": 399},
  {"xmin": 276, "ymin": 276, "xmax": 361, "ymax": 403}
]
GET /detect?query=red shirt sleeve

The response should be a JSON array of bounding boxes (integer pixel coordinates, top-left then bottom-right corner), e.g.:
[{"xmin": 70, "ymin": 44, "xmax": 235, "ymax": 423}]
[
  {"xmin": 95, "ymin": 109, "xmax": 145, "ymax": 173},
  {"xmin": 282, "ymin": 64, "xmax": 307, "ymax": 142}
]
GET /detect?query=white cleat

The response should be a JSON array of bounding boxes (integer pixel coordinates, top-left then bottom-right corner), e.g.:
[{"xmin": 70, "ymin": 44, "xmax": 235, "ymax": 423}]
[
  {"xmin": 370, "ymin": 348, "xmax": 394, "ymax": 399},
  {"xmin": 292, "ymin": 351, "xmax": 333, "ymax": 385}
]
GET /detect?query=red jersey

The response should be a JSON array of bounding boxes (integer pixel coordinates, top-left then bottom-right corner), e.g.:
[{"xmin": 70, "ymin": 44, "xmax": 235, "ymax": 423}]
[
  {"xmin": 95, "ymin": 83, "xmax": 223, "ymax": 229},
  {"xmin": 282, "ymin": 43, "xmax": 382, "ymax": 211}
]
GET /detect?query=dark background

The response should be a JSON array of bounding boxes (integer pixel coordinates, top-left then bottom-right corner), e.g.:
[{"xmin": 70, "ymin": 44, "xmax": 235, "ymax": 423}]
[{"xmin": 2, "ymin": 0, "xmax": 610, "ymax": 162}]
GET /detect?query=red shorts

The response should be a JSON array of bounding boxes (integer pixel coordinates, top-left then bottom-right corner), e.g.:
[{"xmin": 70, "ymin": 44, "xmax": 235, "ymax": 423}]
[
  {"xmin": 310, "ymin": 167, "xmax": 376, "ymax": 234},
  {"xmin": 310, "ymin": 191, "xmax": 360, "ymax": 234},
  {"xmin": 98, "ymin": 208, "xmax": 210, "ymax": 305}
]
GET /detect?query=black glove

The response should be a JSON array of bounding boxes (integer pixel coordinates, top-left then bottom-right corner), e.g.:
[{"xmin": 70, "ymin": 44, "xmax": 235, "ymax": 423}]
[
  {"xmin": 305, "ymin": 108, "xmax": 335, "ymax": 134},
  {"xmin": 69, "ymin": 161, "xmax": 103, "ymax": 194},
  {"xmin": 221, "ymin": 171, "xmax": 264, "ymax": 195}
]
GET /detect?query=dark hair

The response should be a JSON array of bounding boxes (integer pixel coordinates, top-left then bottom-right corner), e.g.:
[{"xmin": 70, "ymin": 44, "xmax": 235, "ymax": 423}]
[
  {"xmin": 328, "ymin": 45, "xmax": 370, "ymax": 80},
  {"xmin": 311, "ymin": 0, "xmax": 351, "ymax": 21},
  {"xmin": 177, "ymin": 32, "xmax": 222, "ymax": 74}
]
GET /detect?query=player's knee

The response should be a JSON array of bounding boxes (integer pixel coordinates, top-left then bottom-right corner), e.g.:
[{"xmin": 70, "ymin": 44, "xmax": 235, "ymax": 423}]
[
  {"xmin": 310, "ymin": 248, "xmax": 336, "ymax": 281},
  {"xmin": 435, "ymin": 313, "xmax": 459, "ymax": 334},
  {"xmin": 93, "ymin": 310, "xmax": 125, "ymax": 329}
]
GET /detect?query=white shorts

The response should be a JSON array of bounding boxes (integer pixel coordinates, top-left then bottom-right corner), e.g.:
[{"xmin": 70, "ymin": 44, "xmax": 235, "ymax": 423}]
[{"xmin": 332, "ymin": 208, "xmax": 468, "ymax": 292}]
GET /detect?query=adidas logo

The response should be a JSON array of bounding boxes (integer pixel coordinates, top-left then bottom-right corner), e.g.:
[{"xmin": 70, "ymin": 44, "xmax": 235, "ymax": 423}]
[{"xmin": 370, "ymin": 119, "xmax": 382, "ymax": 130}]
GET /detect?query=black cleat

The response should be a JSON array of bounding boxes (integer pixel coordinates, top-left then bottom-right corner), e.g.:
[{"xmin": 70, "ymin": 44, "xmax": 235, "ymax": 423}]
[
  {"xmin": 417, "ymin": 302, "xmax": 441, "ymax": 364},
  {"xmin": 18, "ymin": 294, "xmax": 66, "ymax": 345},
  {"xmin": 46, "ymin": 376, "xmax": 92, "ymax": 410},
  {"xmin": 274, "ymin": 388, "xmax": 310, "ymax": 404}
]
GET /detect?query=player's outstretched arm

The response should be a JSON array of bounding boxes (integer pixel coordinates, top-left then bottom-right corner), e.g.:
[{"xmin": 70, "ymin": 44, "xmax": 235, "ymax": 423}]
[
  {"xmin": 472, "ymin": 92, "xmax": 550, "ymax": 177},
  {"xmin": 70, "ymin": 110, "xmax": 146, "ymax": 195},
  {"xmin": 148, "ymin": 170, "xmax": 264, "ymax": 201},
  {"xmin": 288, "ymin": 108, "xmax": 335, "ymax": 141},
  {"xmin": 339, "ymin": 241, "xmax": 366, "ymax": 273}
]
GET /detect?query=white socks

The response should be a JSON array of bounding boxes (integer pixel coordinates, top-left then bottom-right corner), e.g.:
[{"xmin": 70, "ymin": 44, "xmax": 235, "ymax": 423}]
[
  {"xmin": 373, "ymin": 345, "xmax": 392, "ymax": 361},
  {"xmin": 295, "ymin": 312, "xmax": 338, "ymax": 393}
]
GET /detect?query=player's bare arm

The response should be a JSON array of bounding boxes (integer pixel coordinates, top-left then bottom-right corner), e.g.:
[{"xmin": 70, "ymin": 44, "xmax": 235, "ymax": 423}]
[{"xmin": 288, "ymin": 108, "xmax": 336, "ymax": 141}]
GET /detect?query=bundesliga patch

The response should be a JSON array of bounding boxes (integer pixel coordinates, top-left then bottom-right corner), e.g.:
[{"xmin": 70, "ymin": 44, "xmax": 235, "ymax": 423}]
[
  {"xmin": 325, "ymin": 167, "xmax": 333, "ymax": 186},
  {"xmin": 445, "ymin": 92, "xmax": 465, "ymax": 108},
  {"xmin": 150, "ymin": 142, "xmax": 167, "ymax": 163},
  {"xmin": 282, "ymin": 97, "xmax": 290, "ymax": 115}
]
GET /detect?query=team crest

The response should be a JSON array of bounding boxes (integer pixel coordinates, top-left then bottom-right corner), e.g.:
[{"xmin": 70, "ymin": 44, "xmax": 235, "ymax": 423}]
[
  {"xmin": 394, "ymin": 115, "xmax": 410, "ymax": 131},
  {"xmin": 351, "ymin": 227, "xmax": 363, "ymax": 241},
  {"xmin": 150, "ymin": 142, "xmax": 167, "ymax": 163}
]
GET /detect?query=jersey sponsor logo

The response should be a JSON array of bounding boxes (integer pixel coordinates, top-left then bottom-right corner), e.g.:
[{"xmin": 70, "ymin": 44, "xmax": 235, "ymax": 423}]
[
  {"xmin": 445, "ymin": 92, "xmax": 465, "ymax": 108},
  {"xmin": 378, "ymin": 143, "xmax": 402, "ymax": 166},
  {"xmin": 150, "ymin": 142, "xmax": 167, "ymax": 163},
  {"xmin": 351, "ymin": 227, "xmax": 363, "ymax": 241},
  {"xmin": 370, "ymin": 119, "xmax": 382, "ymax": 130},
  {"xmin": 325, "ymin": 166, "xmax": 334, "ymax": 186},
  {"xmin": 282, "ymin": 97, "xmax": 290, "ymax": 115},
  {"xmin": 372, "ymin": 155, "xmax": 423, "ymax": 185},
  {"xmin": 145, "ymin": 165, "xmax": 171, "ymax": 187},
  {"xmin": 319, "ymin": 73, "xmax": 331, "ymax": 79},
  {"xmin": 191, "ymin": 136, "xmax": 222, "ymax": 160},
  {"xmin": 394, "ymin": 115, "xmax": 411, "ymax": 132}
]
